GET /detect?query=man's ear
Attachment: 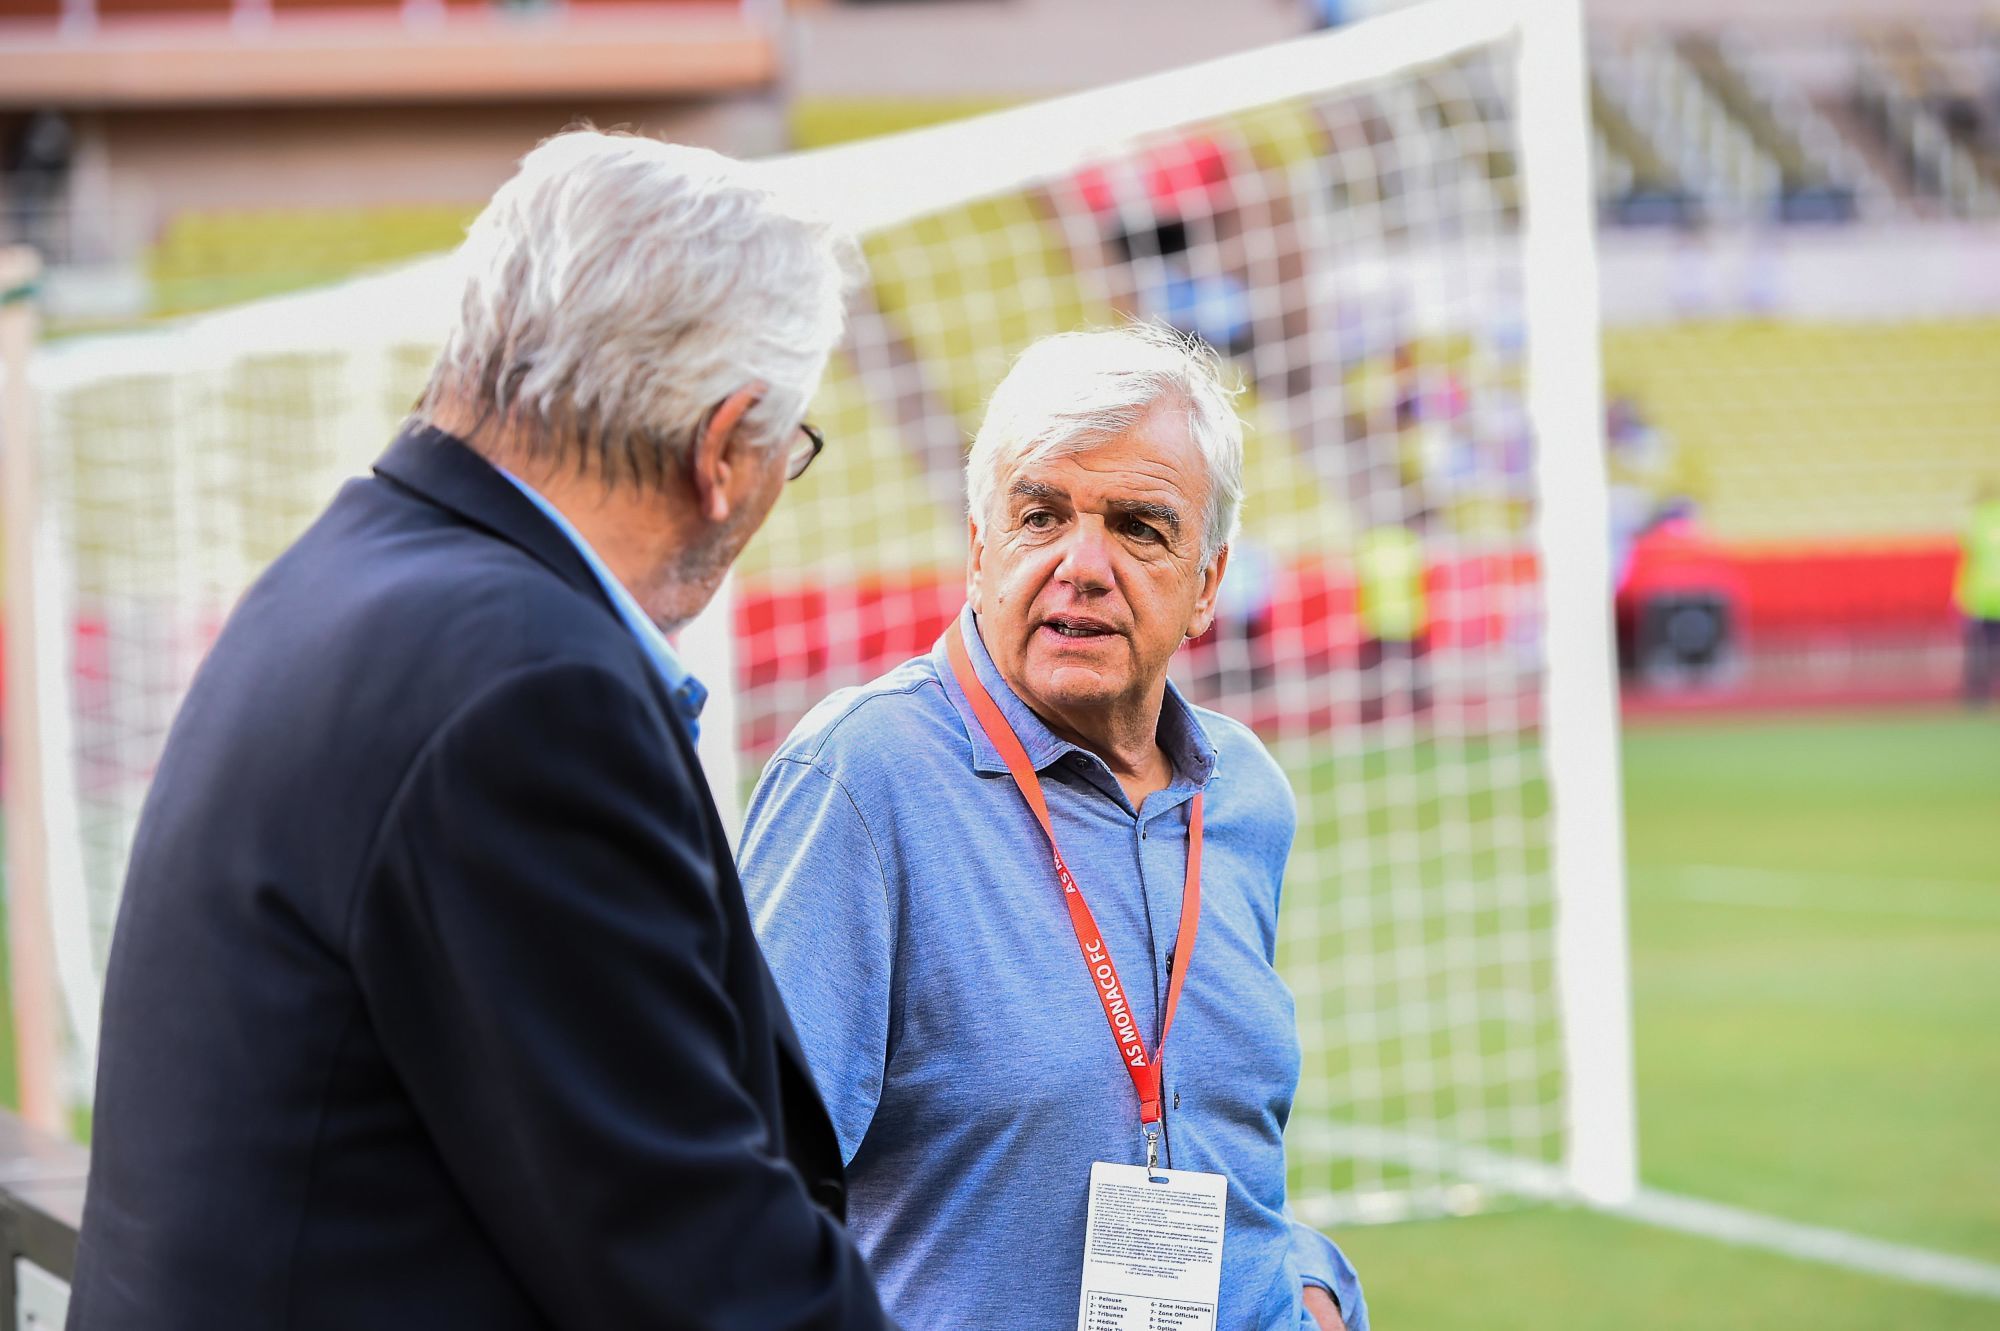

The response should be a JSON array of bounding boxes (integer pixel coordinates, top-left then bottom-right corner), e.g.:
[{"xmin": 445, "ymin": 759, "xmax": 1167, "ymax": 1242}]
[
  {"xmin": 965, "ymin": 515, "xmax": 986, "ymax": 614},
  {"xmin": 1186, "ymin": 542, "xmax": 1230, "ymax": 641},
  {"xmin": 689, "ymin": 386, "xmax": 763, "ymax": 524}
]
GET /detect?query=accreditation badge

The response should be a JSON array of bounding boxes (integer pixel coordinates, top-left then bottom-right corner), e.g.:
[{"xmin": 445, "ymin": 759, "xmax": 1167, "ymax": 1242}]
[{"xmin": 1074, "ymin": 1161, "xmax": 1228, "ymax": 1331}]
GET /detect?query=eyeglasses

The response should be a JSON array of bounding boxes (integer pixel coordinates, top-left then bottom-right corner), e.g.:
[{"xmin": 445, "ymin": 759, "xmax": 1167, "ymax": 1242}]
[
  {"xmin": 786, "ymin": 420, "xmax": 824, "ymax": 482},
  {"xmin": 696, "ymin": 400, "xmax": 824, "ymax": 482}
]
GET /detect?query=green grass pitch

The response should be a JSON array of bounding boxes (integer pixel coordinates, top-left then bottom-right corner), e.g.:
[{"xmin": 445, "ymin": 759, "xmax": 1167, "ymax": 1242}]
[{"xmin": 1336, "ymin": 706, "xmax": 2000, "ymax": 1328}]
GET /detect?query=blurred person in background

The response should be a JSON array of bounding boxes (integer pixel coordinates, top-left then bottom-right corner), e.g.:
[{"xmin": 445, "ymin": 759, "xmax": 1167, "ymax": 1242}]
[
  {"xmin": 68, "ymin": 130, "xmax": 894, "ymax": 1331},
  {"xmin": 1, "ymin": 111, "xmax": 73, "ymax": 255},
  {"xmin": 1959, "ymin": 480, "xmax": 2000, "ymax": 706},
  {"xmin": 1605, "ymin": 393, "xmax": 1678, "ymax": 588},
  {"xmin": 1355, "ymin": 500, "xmax": 1432, "ymax": 725},
  {"xmin": 1205, "ymin": 533, "xmax": 1279, "ymax": 701},
  {"xmin": 740, "ymin": 326, "xmax": 1366, "ymax": 1331}
]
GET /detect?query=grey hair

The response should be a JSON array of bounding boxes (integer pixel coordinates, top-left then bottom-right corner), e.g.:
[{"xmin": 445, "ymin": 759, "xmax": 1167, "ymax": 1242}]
[
  {"xmin": 422, "ymin": 128, "xmax": 859, "ymax": 486},
  {"xmin": 966, "ymin": 324, "xmax": 1245, "ymax": 567}
]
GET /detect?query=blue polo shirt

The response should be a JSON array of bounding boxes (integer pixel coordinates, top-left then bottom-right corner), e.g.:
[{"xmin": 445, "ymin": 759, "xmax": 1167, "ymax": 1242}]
[{"xmin": 741, "ymin": 605, "xmax": 1366, "ymax": 1331}]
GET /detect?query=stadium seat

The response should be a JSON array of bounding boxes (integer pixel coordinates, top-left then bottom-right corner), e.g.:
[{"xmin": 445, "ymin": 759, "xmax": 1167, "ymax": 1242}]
[
  {"xmin": 145, "ymin": 205, "xmax": 479, "ymax": 316},
  {"xmin": 1602, "ymin": 320, "xmax": 2000, "ymax": 543}
]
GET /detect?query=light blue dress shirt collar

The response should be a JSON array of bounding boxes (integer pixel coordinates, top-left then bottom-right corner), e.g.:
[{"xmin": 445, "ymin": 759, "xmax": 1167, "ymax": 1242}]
[{"xmin": 499, "ymin": 470, "xmax": 708, "ymax": 742}]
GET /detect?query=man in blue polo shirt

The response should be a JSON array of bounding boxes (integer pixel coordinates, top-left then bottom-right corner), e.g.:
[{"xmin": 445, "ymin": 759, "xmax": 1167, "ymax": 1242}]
[{"xmin": 741, "ymin": 325, "xmax": 1365, "ymax": 1330}]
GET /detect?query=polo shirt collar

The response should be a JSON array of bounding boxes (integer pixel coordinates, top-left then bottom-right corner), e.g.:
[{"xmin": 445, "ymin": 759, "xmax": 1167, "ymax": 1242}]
[{"xmin": 933, "ymin": 604, "xmax": 1217, "ymax": 789}]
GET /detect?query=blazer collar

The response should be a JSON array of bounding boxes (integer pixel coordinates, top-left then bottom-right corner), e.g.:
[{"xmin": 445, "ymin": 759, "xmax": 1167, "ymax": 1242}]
[{"xmin": 372, "ymin": 422, "xmax": 606, "ymax": 608}]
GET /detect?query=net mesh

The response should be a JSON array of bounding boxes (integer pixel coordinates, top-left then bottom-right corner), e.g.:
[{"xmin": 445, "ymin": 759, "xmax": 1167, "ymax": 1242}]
[
  {"xmin": 29, "ymin": 270, "xmax": 455, "ymax": 1079},
  {"xmin": 27, "ymin": 19, "xmax": 1574, "ymax": 1222},
  {"xmin": 747, "ymin": 41, "xmax": 1560, "ymax": 1225}
]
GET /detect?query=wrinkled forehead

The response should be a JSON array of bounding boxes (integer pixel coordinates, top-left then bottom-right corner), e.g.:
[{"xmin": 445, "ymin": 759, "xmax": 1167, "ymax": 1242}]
[{"xmin": 995, "ymin": 401, "xmax": 1210, "ymax": 513}]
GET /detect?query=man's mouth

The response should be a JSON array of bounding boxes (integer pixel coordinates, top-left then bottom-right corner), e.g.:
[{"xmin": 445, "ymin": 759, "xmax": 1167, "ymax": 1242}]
[{"xmin": 1041, "ymin": 616, "xmax": 1116, "ymax": 639}]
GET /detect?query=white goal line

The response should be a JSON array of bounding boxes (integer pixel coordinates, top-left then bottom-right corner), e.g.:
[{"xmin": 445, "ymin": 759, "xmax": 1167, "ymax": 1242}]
[{"xmin": 1288, "ymin": 1121, "xmax": 2000, "ymax": 1302}]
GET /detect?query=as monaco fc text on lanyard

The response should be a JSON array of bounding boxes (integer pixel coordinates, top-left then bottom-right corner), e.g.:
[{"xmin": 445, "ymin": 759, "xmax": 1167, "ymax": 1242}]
[{"xmin": 945, "ymin": 620, "xmax": 1202, "ymax": 1171}]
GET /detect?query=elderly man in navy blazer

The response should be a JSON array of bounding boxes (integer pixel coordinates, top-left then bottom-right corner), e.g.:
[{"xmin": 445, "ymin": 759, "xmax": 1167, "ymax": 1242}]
[{"xmin": 67, "ymin": 130, "xmax": 891, "ymax": 1331}]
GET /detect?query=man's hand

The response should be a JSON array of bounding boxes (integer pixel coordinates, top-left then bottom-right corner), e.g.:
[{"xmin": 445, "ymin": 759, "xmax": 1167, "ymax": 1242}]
[{"xmin": 1304, "ymin": 1284, "xmax": 1347, "ymax": 1331}]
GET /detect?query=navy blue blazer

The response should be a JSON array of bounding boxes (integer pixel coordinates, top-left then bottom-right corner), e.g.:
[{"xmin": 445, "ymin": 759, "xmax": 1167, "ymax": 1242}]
[{"xmin": 68, "ymin": 426, "xmax": 886, "ymax": 1331}]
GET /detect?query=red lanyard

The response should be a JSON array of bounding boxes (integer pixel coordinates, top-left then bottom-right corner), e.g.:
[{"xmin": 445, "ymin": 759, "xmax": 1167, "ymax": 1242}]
[{"xmin": 946, "ymin": 620, "xmax": 1202, "ymax": 1130}]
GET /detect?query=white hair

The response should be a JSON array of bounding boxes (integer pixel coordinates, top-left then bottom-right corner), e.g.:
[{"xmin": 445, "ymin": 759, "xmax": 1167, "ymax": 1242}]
[
  {"xmin": 423, "ymin": 128, "xmax": 858, "ymax": 486},
  {"xmin": 966, "ymin": 324, "xmax": 1245, "ymax": 567}
]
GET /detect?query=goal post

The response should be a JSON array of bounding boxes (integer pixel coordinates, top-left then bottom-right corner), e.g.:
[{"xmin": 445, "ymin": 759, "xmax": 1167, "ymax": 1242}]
[
  {"xmin": 756, "ymin": 0, "xmax": 1636, "ymax": 1215},
  {"xmin": 1516, "ymin": 0, "xmax": 1638, "ymax": 1209},
  {"xmin": 16, "ymin": 0, "xmax": 1636, "ymax": 1222},
  {"xmin": 1, "ymin": 245, "xmax": 67, "ymax": 1135}
]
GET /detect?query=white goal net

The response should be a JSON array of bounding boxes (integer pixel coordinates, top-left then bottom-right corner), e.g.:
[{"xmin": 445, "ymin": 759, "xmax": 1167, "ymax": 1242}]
[{"xmin": 9, "ymin": 0, "xmax": 1630, "ymax": 1221}]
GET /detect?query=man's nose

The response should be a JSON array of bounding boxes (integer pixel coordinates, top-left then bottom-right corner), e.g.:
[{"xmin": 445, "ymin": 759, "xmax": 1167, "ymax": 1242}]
[{"xmin": 1052, "ymin": 518, "xmax": 1114, "ymax": 593}]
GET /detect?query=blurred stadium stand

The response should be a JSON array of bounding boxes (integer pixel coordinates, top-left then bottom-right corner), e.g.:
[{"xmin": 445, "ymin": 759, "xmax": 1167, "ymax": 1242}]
[
  {"xmin": 1601, "ymin": 319, "xmax": 1994, "ymax": 705},
  {"xmin": 1603, "ymin": 322, "xmax": 1998, "ymax": 544},
  {"xmin": 1586, "ymin": 22, "xmax": 1997, "ymax": 226},
  {"xmin": 145, "ymin": 203, "xmax": 477, "ymax": 314},
  {"xmin": 1, "ymin": 0, "xmax": 1994, "ymax": 713},
  {"xmin": 2, "ymin": 2, "xmax": 1997, "ymax": 311},
  {"xmin": 1855, "ymin": 27, "xmax": 2000, "ymax": 218},
  {"xmin": 0, "ymin": 0, "xmax": 789, "ymax": 325}
]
